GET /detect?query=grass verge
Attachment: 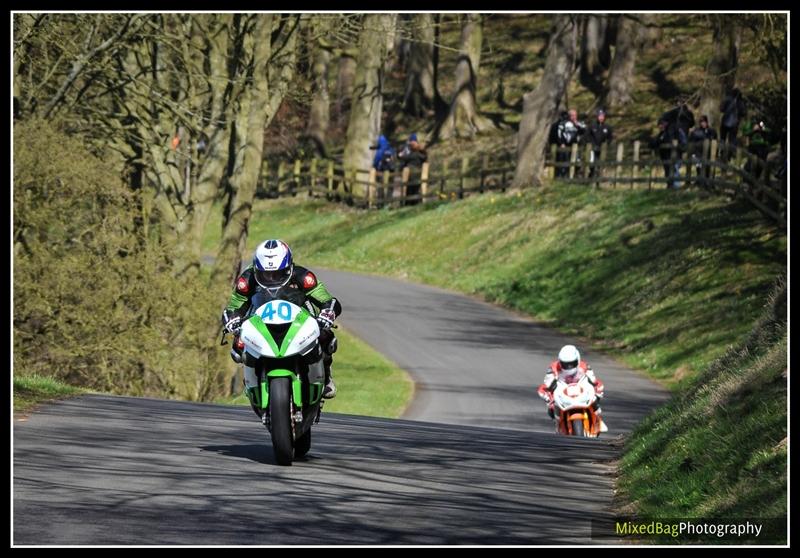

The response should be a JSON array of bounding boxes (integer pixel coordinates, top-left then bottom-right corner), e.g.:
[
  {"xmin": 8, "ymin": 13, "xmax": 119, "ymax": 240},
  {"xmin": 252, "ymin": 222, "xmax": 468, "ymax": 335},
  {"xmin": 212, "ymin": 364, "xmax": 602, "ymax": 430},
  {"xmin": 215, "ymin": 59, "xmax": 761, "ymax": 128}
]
[
  {"xmin": 14, "ymin": 374, "xmax": 86, "ymax": 415},
  {"xmin": 615, "ymin": 280, "xmax": 787, "ymax": 544}
]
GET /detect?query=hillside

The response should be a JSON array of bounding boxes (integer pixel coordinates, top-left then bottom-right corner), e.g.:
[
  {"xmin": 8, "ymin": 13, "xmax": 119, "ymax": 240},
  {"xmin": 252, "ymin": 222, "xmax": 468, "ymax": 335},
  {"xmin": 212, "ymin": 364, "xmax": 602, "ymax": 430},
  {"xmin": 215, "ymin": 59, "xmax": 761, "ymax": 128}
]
[{"xmin": 204, "ymin": 185, "xmax": 785, "ymax": 390}]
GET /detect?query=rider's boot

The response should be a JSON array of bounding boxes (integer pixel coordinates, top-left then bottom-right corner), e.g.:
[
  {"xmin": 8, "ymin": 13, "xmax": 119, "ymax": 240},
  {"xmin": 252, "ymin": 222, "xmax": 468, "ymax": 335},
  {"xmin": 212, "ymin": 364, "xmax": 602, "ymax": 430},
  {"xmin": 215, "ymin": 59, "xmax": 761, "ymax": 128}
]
[
  {"xmin": 243, "ymin": 365, "xmax": 267, "ymax": 424},
  {"xmin": 322, "ymin": 356, "xmax": 336, "ymax": 399},
  {"xmin": 595, "ymin": 404, "xmax": 609, "ymax": 433}
]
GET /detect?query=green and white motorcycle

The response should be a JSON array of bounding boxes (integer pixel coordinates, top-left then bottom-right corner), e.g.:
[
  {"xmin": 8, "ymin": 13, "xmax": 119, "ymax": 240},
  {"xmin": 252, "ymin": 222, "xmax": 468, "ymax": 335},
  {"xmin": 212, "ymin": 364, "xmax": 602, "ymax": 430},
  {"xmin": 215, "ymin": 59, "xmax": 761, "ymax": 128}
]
[{"xmin": 233, "ymin": 291, "xmax": 328, "ymax": 465}]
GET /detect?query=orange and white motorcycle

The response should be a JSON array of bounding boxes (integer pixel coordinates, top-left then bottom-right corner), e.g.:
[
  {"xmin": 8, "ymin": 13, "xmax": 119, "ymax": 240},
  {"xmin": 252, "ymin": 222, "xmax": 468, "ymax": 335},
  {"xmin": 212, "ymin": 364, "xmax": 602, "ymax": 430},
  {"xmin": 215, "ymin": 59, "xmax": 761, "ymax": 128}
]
[{"xmin": 551, "ymin": 375, "xmax": 602, "ymax": 437}]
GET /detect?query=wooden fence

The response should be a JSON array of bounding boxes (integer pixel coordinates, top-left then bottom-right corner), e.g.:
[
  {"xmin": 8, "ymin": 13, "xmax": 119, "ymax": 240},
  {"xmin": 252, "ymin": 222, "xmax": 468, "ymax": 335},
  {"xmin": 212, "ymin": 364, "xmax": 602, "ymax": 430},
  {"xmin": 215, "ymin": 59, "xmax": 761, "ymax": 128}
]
[{"xmin": 257, "ymin": 139, "xmax": 786, "ymax": 228}]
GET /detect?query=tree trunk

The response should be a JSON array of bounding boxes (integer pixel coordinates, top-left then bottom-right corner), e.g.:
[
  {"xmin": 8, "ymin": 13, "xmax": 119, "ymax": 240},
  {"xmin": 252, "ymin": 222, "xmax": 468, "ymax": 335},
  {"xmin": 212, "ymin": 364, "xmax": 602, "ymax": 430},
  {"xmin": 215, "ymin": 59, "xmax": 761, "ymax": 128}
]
[
  {"xmin": 267, "ymin": 16, "xmax": 300, "ymax": 119},
  {"xmin": 306, "ymin": 16, "xmax": 333, "ymax": 156},
  {"xmin": 186, "ymin": 16, "xmax": 234, "ymax": 261},
  {"xmin": 211, "ymin": 15, "xmax": 275, "ymax": 287},
  {"xmin": 512, "ymin": 15, "xmax": 577, "ymax": 189},
  {"xmin": 343, "ymin": 14, "xmax": 396, "ymax": 175},
  {"xmin": 13, "ymin": 14, "xmax": 41, "ymax": 118},
  {"xmin": 438, "ymin": 14, "xmax": 495, "ymax": 140},
  {"xmin": 598, "ymin": 15, "xmax": 615, "ymax": 69},
  {"xmin": 699, "ymin": 15, "xmax": 740, "ymax": 129},
  {"xmin": 403, "ymin": 13, "xmax": 436, "ymax": 117},
  {"xmin": 431, "ymin": 14, "xmax": 449, "ymax": 118},
  {"xmin": 581, "ymin": 14, "xmax": 607, "ymax": 81},
  {"xmin": 639, "ymin": 13, "xmax": 662, "ymax": 48},
  {"xmin": 604, "ymin": 15, "xmax": 644, "ymax": 110},
  {"xmin": 334, "ymin": 50, "xmax": 357, "ymax": 123}
]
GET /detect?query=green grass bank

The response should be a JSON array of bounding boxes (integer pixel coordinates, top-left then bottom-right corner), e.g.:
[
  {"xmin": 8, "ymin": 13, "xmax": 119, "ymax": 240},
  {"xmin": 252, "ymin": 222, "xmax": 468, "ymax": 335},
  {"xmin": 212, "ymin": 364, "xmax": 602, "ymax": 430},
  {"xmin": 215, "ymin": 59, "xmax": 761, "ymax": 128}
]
[
  {"xmin": 204, "ymin": 186, "xmax": 785, "ymax": 390},
  {"xmin": 13, "ymin": 374, "xmax": 86, "ymax": 414},
  {"xmin": 617, "ymin": 280, "xmax": 786, "ymax": 543}
]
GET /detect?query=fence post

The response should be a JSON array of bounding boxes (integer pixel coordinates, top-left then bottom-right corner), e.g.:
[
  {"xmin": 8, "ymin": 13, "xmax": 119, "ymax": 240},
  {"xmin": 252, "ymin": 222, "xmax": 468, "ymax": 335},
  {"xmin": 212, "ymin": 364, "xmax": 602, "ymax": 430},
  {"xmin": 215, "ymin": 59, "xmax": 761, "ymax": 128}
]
[
  {"xmin": 277, "ymin": 161, "xmax": 286, "ymax": 196},
  {"xmin": 599, "ymin": 142, "xmax": 608, "ymax": 188},
  {"xmin": 709, "ymin": 139, "xmax": 718, "ymax": 184},
  {"xmin": 382, "ymin": 168, "xmax": 391, "ymax": 208},
  {"xmin": 569, "ymin": 144, "xmax": 578, "ymax": 179},
  {"xmin": 735, "ymin": 147, "xmax": 746, "ymax": 188},
  {"xmin": 401, "ymin": 166, "xmax": 411, "ymax": 205},
  {"xmin": 614, "ymin": 142, "xmax": 624, "ymax": 188},
  {"xmin": 258, "ymin": 159, "xmax": 268, "ymax": 197},
  {"xmin": 421, "ymin": 162, "xmax": 429, "ymax": 203},
  {"xmin": 583, "ymin": 143, "xmax": 592, "ymax": 181},
  {"xmin": 309, "ymin": 158, "xmax": 318, "ymax": 196},
  {"xmin": 480, "ymin": 155, "xmax": 488, "ymax": 193},
  {"xmin": 669, "ymin": 139, "xmax": 679, "ymax": 189},
  {"xmin": 440, "ymin": 159, "xmax": 446, "ymax": 198},
  {"xmin": 368, "ymin": 168, "xmax": 376, "ymax": 208},
  {"xmin": 351, "ymin": 168, "xmax": 359, "ymax": 202},
  {"xmin": 682, "ymin": 148, "xmax": 691, "ymax": 188},
  {"xmin": 549, "ymin": 144, "xmax": 557, "ymax": 180},
  {"xmin": 326, "ymin": 160, "xmax": 335, "ymax": 197},
  {"xmin": 632, "ymin": 141, "xmax": 641, "ymax": 189},
  {"xmin": 292, "ymin": 159, "xmax": 301, "ymax": 196},
  {"xmin": 459, "ymin": 157, "xmax": 469, "ymax": 199},
  {"xmin": 648, "ymin": 158, "xmax": 654, "ymax": 190}
]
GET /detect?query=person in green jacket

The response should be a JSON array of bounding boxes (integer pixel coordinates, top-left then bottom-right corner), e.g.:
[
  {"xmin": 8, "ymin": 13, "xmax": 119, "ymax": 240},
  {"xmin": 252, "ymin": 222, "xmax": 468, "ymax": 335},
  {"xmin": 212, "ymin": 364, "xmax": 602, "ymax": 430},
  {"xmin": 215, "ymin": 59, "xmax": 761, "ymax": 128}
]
[{"xmin": 221, "ymin": 239, "xmax": 343, "ymax": 420}]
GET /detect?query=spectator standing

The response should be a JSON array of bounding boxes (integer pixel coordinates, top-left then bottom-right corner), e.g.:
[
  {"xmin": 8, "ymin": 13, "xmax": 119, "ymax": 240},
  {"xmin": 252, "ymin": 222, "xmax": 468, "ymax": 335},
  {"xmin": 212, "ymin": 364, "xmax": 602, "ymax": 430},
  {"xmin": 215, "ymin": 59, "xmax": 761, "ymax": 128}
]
[
  {"xmin": 397, "ymin": 133, "xmax": 428, "ymax": 169},
  {"xmin": 397, "ymin": 133, "xmax": 428, "ymax": 205},
  {"xmin": 585, "ymin": 108, "xmax": 613, "ymax": 177},
  {"xmin": 688, "ymin": 115, "xmax": 717, "ymax": 185},
  {"xmin": 742, "ymin": 118, "xmax": 770, "ymax": 177},
  {"xmin": 719, "ymin": 88, "xmax": 747, "ymax": 157},
  {"xmin": 372, "ymin": 134, "xmax": 397, "ymax": 172},
  {"xmin": 555, "ymin": 109, "xmax": 586, "ymax": 178},
  {"xmin": 549, "ymin": 111, "xmax": 568, "ymax": 177},
  {"xmin": 650, "ymin": 118, "xmax": 687, "ymax": 189}
]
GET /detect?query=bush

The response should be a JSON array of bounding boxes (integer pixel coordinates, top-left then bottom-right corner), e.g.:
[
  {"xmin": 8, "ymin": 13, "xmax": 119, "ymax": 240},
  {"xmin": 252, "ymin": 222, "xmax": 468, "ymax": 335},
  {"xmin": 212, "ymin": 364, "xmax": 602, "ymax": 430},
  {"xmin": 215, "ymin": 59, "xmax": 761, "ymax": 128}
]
[{"xmin": 14, "ymin": 119, "xmax": 229, "ymax": 401}]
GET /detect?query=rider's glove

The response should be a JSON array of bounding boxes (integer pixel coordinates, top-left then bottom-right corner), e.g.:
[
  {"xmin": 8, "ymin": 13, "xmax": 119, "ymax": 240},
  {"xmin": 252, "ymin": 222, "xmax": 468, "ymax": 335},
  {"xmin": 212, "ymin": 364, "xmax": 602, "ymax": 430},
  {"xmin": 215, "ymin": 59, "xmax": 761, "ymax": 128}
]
[
  {"xmin": 317, "ymin": 308, "xmax": 336, "ymax": 330},
  {"xmin": 224, "ymin": 315, "xmax": 242, "ymax": 334}
]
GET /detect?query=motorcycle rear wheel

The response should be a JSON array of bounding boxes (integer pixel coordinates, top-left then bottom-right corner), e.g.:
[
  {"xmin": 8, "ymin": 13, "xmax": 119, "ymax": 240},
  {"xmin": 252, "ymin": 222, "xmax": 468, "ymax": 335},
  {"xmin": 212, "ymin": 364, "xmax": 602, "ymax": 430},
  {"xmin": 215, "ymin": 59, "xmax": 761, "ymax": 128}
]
[{"xmin": 270, "ymin": 377, "xmax": 294, "ymax": 465}]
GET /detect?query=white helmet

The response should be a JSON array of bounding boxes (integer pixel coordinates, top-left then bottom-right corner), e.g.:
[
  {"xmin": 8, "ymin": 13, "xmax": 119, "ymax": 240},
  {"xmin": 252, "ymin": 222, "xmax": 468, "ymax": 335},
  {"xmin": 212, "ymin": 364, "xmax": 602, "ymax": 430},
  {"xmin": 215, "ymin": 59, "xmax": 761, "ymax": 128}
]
[
  {"xmin": 558, "ymin": 344, "xmax": 581, "ymax": 376},
  {"xmin": 253, "ymin": 239, "xmax": 293, "ymax": 290}
]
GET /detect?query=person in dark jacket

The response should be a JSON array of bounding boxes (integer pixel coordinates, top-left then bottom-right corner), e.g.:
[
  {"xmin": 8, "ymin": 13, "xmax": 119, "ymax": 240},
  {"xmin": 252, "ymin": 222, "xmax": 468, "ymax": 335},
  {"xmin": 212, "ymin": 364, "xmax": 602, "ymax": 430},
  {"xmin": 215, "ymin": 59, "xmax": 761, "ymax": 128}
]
[
  {"xmin": 554, "ymin": 109, "xmax": 586, "ymax": 178},
  {"xmin": 585, "ymin": 109, "xmax": 613, "ymax": 177},
  {"xmin": 397, "ymin": 133, "xmax": 428, "ymax": 169},
  {"xmin": 742, "ymin": 118, "xmax": 770, "ymax": 177},
  {"xmin": 688, "ymin": 115, "xmax": 717, "ymax": 185},
  {"xmin": 650, "ymin": 118, "xmax": 687, "ymax": 189},
  {"xmin": 719, "ymin": 88, "xmax": 747, "ymax": 157},
  {"xmin": 549, "ymin": 111, "xmax": 569, "ymax": 177}
]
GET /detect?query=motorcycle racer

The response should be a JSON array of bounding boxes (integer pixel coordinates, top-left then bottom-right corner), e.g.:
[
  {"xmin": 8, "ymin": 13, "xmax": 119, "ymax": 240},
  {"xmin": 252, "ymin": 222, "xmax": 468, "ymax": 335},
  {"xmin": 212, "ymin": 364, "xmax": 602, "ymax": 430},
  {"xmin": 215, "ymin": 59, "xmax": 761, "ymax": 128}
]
[
  {"xmin": 221, "ymin": 239, "xmax": 342, "ymax": 419},
  {"xmin": 537, "ymin": 344, "xmax": 608, "ymax": 432}
]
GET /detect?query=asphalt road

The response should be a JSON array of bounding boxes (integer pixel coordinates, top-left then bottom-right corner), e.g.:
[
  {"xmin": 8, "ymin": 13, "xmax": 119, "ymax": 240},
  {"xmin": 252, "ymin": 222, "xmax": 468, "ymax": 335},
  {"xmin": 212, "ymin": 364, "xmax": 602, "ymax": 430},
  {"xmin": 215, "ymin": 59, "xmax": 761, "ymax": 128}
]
[
  {"xmin": 14, "ymin": 269, "xmax": 670, "ymax": 545},
  {"xmin": 320, "ymin": 269, "xmax": 668, "ymax": 434}
]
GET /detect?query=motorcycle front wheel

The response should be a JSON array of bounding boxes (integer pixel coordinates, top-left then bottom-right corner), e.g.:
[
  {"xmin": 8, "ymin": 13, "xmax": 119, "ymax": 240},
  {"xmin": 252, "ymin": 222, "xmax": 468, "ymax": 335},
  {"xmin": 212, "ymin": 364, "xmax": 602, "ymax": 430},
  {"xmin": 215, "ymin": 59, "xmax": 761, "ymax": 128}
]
[
  {"xmin": 269, "ymin": 377, "xmax": 294, "ymax": 465},
  {"xmin": 571, "ymin": 418, "xmax": 585, "ymax": 437}
]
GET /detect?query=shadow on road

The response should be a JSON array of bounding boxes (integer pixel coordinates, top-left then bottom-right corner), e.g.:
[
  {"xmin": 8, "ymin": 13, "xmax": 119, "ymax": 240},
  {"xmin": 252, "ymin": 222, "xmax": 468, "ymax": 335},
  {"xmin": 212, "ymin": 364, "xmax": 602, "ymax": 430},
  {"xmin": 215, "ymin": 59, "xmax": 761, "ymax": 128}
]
[{"xmin": 16, "ymin": 395, "xmax": 621, "ymax": 545}]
